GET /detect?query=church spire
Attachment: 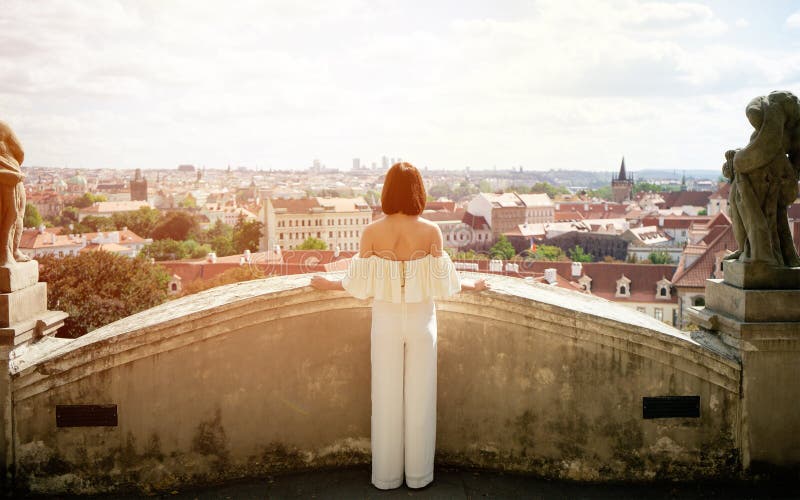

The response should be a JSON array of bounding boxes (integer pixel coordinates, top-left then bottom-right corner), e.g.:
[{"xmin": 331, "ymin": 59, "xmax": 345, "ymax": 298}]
[{"xmin": 618, "ymin": 156, "xmax": 627, "ymax": 181}]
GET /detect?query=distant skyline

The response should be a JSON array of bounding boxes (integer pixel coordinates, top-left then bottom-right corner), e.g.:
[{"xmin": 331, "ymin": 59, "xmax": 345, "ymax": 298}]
[{"xmin": 2, "ymin": 0, "xmax": 800, "ymax": 172}]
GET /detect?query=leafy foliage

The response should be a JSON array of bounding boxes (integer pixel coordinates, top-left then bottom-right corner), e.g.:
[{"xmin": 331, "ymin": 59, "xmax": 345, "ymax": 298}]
[
  {"xmin": 197, "ymin": 219, "xmax": 236, "ymax": 256},
  {"xmin": 140, "ymin": 238, "xmax": 212, "ymax": 261},
  {"xmin": 111, "ymin": 206, "xmax": 162, "ymax": 238},
  {"xmin": 568, "ymin": 245, "xmax": 593, "ymax": 262},
  {"xmin": 232, "ymin": 216, "xmax": 263, "ymax": 253},
  {"xmin": 489, "ymin": 234, "xmax": 516, "ymax": 260},
  {"xmin": 151, "ymin": 211, "xmax": 200, "ymax": 241},
  {"xmin": 647, "ymin": 251, "xmax": 673, "ymax": 264},
  {"xmin": 297, "ymin": 236, "xmax": 328, "ymax": 250},
  {"xmin": 66, "ymin": 192, "xmax": 107, "ymax": 209},
  {"xmin": 23, "ymin": 203, "xmax": 42, "ymax": 228},
  {"xmin": 38, "ymin": 252, "xmax": 170, "ymax": 338},
  {"xmin": 530, "ymin": 181, "xmax": 569, "ymax": 198}
]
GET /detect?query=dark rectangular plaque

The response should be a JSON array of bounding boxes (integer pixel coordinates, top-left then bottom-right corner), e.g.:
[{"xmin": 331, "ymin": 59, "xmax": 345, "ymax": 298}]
[
  {"xmin": 642, "ymin": 396, "xmax": 700, "ymax": 419},
  {"xmin": 56, "ymin": 404, "xmax": 118, "ymax": 427}
]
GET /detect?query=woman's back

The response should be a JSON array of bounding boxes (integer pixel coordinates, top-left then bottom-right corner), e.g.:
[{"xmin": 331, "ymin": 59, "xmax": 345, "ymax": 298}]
[{"xmin": 362, "ymin": 214, "xmax": 440, "ymax": 261}]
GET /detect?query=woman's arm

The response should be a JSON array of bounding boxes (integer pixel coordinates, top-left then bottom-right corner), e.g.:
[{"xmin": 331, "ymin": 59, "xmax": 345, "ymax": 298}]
[
  {"xmin": 429, "ymin": 224, "xmax": 490, "ymax": 292},
  {"xmin": 309, "ymin": 225, "xmax": 373, "ymax": 290}
]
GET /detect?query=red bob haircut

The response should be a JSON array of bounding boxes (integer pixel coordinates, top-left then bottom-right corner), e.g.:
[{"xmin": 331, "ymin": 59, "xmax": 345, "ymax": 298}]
[{"xmin": 381, "ymin": 162, "xmax": 426, "ymax": 216}]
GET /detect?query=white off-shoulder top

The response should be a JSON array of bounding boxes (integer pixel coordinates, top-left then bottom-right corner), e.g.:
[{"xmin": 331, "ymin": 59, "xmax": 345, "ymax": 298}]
[{"xmin": 341, "ymin": 253, "xmax": 462, "ymax": 303}]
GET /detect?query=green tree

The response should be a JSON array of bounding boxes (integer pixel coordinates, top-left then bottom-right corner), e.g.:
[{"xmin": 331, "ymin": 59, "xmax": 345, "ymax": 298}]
[
  {"xmin": 489, "ymin": 234, "xmax": 516, "ymax": 260},
  {"xmin": 232, "ymin": 216, "xmax": 263, "ymax": 253},
  {"xmin": 23, "ymin": 203, "xmax": 42, "ymax": 228},
  {"xmin": 80, "ymin": 215, "xmax": 118, "ymax": 232},
  {"xmin": 478, "ymin": 180, "xmax": 492, "ymax": 192},
  {"xmin": 528, "ymin": 244, "xmax": 564, "ymax": 261},
  {"xmin": 297, "ymin": 236, "xmax": 328, "ymax": 250},
  {"xmin": 178, "ymin": 195, "xmax": 197, "ymax": 209},
  {"xmin": 38, "ymin": 252, "xmax": 170, "ymax": 338},
  {"xmin": 648, "ymin": 251, "xmax": 672, "ymax": 264},
  {"xmin": 586, "ymin": 186, "xmax": 613, "ymax": 200},
  {"xmin": 428, "ymin": 184, "xmax": 452, "ymax": 199},
  {"xmin": 568, "ymin": 245, "xmax": 593, "ymax": 262},
  {"xmin": 530, "ymin": 182, "xmax": 569, "ymax": 198},
  {"xmin": 632, "ymin": 181, "xmax": 660, "ymax": 195},
  {"xmin": 111, "ymin": 206, "xmax": 161, "ymax": 238},
  {"xmin": 140, "ymin": 239, "xmax": 189, "ymax": 261},
  {"xmin": 67, "ymin": 192, "xmax": 108, "ymax": 209},
  {"xmin": 198, "ymin": 220, "xmax": 236, "ymax": 257},
  {"xmin": 151, "ymin": 211, "xmax": 200, "ymax": 241}
]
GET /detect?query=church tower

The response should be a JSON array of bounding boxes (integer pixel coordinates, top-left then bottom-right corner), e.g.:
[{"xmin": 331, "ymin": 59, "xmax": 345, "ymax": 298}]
[
  {"xmin": 130, "ymin": 168, "xmax": 148, "ymax": 201},
  {"xmin": 611, "ymin": 156, "xmax": 634, "ymax": 203}
]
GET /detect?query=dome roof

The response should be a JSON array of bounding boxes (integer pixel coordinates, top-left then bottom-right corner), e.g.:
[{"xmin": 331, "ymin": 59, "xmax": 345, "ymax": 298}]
[{"xmin": 67, "ymin": 173, "xmax": 87, "ymax": 186}]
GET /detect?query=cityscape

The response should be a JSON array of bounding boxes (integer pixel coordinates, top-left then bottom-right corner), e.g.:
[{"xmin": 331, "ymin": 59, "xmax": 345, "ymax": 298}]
[
  {"xmin": 20, "ymin": 156, "xmax": 797, "ymax": 335},
  {"xmin": 3, "ymin": 0, "xmax": 800, "ymax": 496}
]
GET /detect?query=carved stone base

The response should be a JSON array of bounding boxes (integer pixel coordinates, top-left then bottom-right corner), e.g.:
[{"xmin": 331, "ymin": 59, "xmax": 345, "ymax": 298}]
[
  {"xmin": 0, "ymin": 261, "xmax": 39, "ymax": 293},
  {"xmin": 705, "ymin": 278, "xmax": 800, "ymax": 323},
  {"xmin": 723, "ymin": 260, "xmax": 800, "ymax": 290}
]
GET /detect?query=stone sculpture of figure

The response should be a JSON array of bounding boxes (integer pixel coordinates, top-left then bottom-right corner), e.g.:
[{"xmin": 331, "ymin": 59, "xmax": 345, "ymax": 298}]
[
  {"xmin": 723, "ymin": 90, "xmax": 800, "ymax": 267},
  {"xmin": 0, "ymin": 121, "xmax": 31, "ymax": 266}
]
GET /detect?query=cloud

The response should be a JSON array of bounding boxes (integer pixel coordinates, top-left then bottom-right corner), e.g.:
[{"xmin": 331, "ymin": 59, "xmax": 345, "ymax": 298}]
[
  {"xmin": 787, "ymin": 10, "xmax": 800, "ymax": 29},
  {"xmin": 0, "ymin": 0, "xmax": 796, "ymax": 171}
]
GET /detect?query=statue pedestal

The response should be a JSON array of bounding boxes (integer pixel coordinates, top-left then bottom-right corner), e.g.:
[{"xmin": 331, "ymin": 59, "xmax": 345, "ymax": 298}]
[
  {"xmin": 0, "ymin": 261, "xmax": 67, "ymax": 485},
  {"xmin": 688, "ymin": 265, "xmax": 800, "ymax": 473},
  {"xmin": 0, "ymin": 261, "xmax": 39, "ymax": 293}
]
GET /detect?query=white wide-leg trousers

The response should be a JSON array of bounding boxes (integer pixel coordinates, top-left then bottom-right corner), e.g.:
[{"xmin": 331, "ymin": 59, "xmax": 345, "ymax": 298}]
[{"xmin": 370, "ymin": 295, "xmax": 437, "ymax": 490}]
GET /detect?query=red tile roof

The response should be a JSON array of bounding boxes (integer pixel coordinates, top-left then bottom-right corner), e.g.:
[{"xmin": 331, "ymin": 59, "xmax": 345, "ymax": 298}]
[
  {"xmin": 672, "ymin": 225, "xmax": 737, "ymax": 289},
  {"xmin": 657, "ymin": 191, "xmax": 713, "ymax": 209},
  {"xmin": 421, "ymin": 208, "xmax": 467, "ymax": 222},
  {"xmin": 462, "ymin": 211, "xmax": 490, "ymax": 230},
  {"xmin": 270, "ymin": 198, "xmax": 320, "ymax": 212}
]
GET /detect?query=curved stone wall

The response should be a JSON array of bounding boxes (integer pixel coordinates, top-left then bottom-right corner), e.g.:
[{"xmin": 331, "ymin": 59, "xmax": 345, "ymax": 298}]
[{"xmin": 8, "ymin": 273, "xmax": 741, "ymax": 494}]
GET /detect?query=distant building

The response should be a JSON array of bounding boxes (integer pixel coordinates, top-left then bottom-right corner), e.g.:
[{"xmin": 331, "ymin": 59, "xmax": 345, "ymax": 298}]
[
  {"xmin": 707, "ymin": 183, "xmax": 731, "ymax": 216},
  {"xmin": 19, "ymin": 227, "xmax": 151, "ymax": 259},
  {"xmin": 77, "ymin": 200, "xmax": 151, "ymax": 221},
  {"xmin": 352, "ymin": 158, "xmax": 361, "ymax": 170},
  {"xmin": 262, "ymin": 196, "xmax": 372, "ymax": 252},
  {"xmin": 130, "ymin": 168, "xmax": 148, "ymax": 201},
  {"xmin": 611, "ymin": 157, "xmax": 633, "ymax": 203},
  {"xmin": 178, "ymin": 164, "xmax": 196, "ymax": 173},
  {"xmin": 467, "ymin": 192, "xmax": 555, "ymax": 238}
]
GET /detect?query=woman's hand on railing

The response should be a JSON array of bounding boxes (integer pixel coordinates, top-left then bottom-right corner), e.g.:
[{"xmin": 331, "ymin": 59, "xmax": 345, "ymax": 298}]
[
  {"xmin": 462, "ymin": 278, "xmax": 491, "ymax": 292},
  {"xmin": 310, "ymin": 275, "xmax": 344, "ymax": 291}
]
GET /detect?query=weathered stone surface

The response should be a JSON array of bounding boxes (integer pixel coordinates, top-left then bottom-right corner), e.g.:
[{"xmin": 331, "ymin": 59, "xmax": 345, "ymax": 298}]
[
  {"xmin": 722, "ymin": 90, "xmax": 800, "ymax": 268},
  {"xmin": 0, "ymin": 260, "xmax": 38, "ymax": 293},
  {"xmin": 6, "ymin": 273, "xmax": 743, "ymax": 495},
  {"xmin": 0, "ymin": 282, "xmax": 46, "ymax": 327},
  {"xmin": 705, "ymin": 279, "xmax": 800, "ymax": 322},
  {"xmin": 0, "ymin": 121, "xmax": 30, "ymax": 268},
  {"xmin": 723, "ymin": 260, "xmax": 800, "ymax": 290}
]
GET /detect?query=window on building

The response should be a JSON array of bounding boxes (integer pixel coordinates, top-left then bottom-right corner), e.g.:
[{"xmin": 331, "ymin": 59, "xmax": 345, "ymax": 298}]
[
  {"xmin": 693, "ymin": 296, "xmax": 705, "ymax": 307},
  {"xmin": 660, "ymin": 287, "xmax": 667, "ymax": 297},
  {"xmin": 329, "ymin": 231, "xmax": 333, "ymax": 238},
  {"xmin": 171, "ymin": 283, "xmax": 178, "ymax": 291},
  {"xmin": 654, "ymin": 308, "xmax": 663, "ymax": 321},
  {"xmin": 619, "ymin": 286, "xmax": 626, "ymax": 295},
  {"xmin": 317, "ymin": 232, "xmax": 321, "ymax": 238}
]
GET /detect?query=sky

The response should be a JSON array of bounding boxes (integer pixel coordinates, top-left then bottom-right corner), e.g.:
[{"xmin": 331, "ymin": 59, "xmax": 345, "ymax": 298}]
[{"xmin": 2, "ymin": 0, "xmax": 800, "ymax": 172}]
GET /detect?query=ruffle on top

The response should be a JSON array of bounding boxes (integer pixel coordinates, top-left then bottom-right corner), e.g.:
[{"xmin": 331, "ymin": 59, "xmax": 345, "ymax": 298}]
[{"xmin": 341, "ymin": 253, "xmax": 462, "ymax": 303}]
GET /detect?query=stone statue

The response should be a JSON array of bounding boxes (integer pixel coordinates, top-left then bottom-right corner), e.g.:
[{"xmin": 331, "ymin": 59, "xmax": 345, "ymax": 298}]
[
  {"xmin": 723, "ymin": 91, "xmax": 800, "ymax": 267},
  {"xmin": 0, "ymin": 121, "xmax": 31, "ymax": 266}
]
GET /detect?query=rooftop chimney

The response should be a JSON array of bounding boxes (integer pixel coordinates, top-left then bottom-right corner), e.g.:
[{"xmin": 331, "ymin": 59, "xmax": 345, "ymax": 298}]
[
  {"xmin": 571, "ymin": 262, "xmax": 583, "ymax": 277},
  {"xmin": 544, "ymin": 268, "xmax": 557, "ymax": 284}
]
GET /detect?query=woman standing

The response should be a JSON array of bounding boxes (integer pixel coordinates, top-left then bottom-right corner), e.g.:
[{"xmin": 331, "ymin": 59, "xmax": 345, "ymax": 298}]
[{"xmin": 310, "ymin": 162, "xmax": 489, "ymax": 490}]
